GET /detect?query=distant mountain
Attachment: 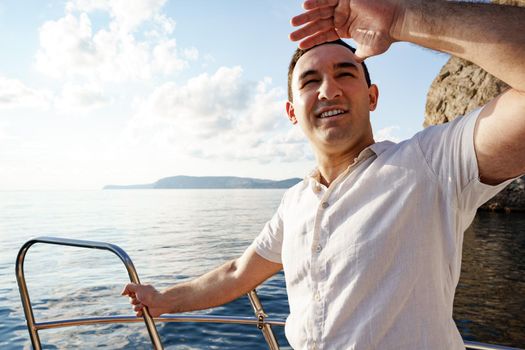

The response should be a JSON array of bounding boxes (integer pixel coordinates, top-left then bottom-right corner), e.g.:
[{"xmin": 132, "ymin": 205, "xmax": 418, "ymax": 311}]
[
  {"xmin": 103, "ymin": 175, "xmax": 302, "ymax": 190},
  {"xmin": 103, "ymin": 183, "xmax": 154, "ymax": 189}
]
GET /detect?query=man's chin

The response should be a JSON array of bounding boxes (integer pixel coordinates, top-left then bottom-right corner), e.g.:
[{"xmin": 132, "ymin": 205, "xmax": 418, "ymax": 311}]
[{"xmin": 317, "ymin": 132, "xmax": 354, "ymax": 148}]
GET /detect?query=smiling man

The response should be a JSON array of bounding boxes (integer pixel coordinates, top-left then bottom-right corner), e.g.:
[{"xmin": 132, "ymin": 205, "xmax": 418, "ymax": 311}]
[
  {"xmin": 286, "ymin": 41, "xmax": 377, "ymax": 186},
  {"xmin": 123, "ymin": 1, "xmax": 525, "ymax": 349}
]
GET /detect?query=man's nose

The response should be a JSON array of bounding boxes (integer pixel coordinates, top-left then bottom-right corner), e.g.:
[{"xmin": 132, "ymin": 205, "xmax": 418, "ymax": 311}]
[{"xmin": 318, "ymin": 77, "xmax": 342, "ymax": 100}]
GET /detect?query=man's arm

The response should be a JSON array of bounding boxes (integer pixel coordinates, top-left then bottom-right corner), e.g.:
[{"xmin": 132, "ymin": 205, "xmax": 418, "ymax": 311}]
[
  {"xmin": 121, "ymin": 246, "xmax": 282, "ymax": 317},
  {"xmin": 290, "ymin": 0, "xmax": 525, "ymax": 184},
  {"xmin": 400, "ymin": 2, "xmax": 525, "ymax": 184}
]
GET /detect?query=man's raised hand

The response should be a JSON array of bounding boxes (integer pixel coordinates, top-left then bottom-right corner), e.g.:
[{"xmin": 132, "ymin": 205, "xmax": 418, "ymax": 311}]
[{"xmin": 289, "ymin": 0, "xmax": 404, "ymax": 61}]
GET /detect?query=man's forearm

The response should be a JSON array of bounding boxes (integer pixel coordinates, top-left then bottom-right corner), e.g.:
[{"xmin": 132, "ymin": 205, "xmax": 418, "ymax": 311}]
[
  {"xmin": 395, "ymin": 1, "xmax": 525, "ymax": 91},
  {"xmin": 160, "ymin": 259, "xmax": 253, "ymax": 313},
  {"xmin": 158, "ymin": 248, "xmax": 282, "ymax": 314}
]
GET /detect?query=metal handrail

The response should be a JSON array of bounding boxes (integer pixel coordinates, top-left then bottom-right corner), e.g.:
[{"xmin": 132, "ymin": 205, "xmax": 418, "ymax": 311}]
[
  {"xmin": 15, "ymin": 236, "xmax": 281, "ymax": 350},
  {"xmin": 15, "ymin": 237, "xmax": 521, "ymax": 350},
  {"xmin": 32, "ymin": 315, "xmax": 286, "ymax": 330},
  {"xmin": 465, "ymin": 342, "xmax": 522, "ymax": 350},
  {"xmin": 16, "ymin": 236, "xmax": 164, "ymax": 349}
]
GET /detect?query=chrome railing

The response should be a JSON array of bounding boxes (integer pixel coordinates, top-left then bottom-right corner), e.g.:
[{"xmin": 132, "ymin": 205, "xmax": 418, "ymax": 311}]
[
  {"xmin": 15, "ymin": 237, "xmax": 521, "ymax": 350},
  {"xmin": 15, "ymin": 236, "xmax": 281, "ymax": 349},
  {"xmin": 465, "ymin": 342, "xmax": 522, "ymax": 350},
  {"xmin": 16, "ymin": 237, "xmax": 163, "ymax": 349}
]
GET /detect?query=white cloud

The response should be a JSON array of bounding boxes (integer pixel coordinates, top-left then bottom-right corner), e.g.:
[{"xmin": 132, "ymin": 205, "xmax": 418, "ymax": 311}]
[
  {"xmin": 153, "ymin": 14, "xmax": 176, "ymax": 35},
  {"xmin": 36, "ymin": 13, "xmax": 98, "ymax": 79},
  {"xmin": 152, "ymin": 39, "xmax": 190, "ymax": 75},
  {"xmin": 0, "ymin": 76, "xmax": 51, "ymax": 109},
  {"xmin": 67, "ymin": 0, "xmax": 167, "ymax": 32},
  {"xmin": 123, "ymin": 66, "xmax": 312, "ymax": 163},
  {"xmin": 54, "ymin": 83, "xmax": 110, "ymax": 112},
  {"xmin": 36, "ymin": 0, "xmax": 197, "ymax": 82},
  {"xmin": 238, "ymin": 77, "xmax": 286, "ymax": 133},
  {"xmin": 182, "ymin": 47, "xmax": 199, "ymax": 60},
  {"xmin": 139, "ymin": 66, "xmax": 251, "ymax": 136},
  {"xmin": 104, "ymin": 0, "xmax": 167, "ymax": 33},
  {"xmin": 0, "ymin": 123, "xmax": 9, "ymax": 142},
  {"xmin": 375, "ymin": 126, "xmax": 402, "ymax": 143}
]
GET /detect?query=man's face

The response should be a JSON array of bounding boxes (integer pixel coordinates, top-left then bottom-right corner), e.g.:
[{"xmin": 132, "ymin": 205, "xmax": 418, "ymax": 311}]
[{"xmin": 286, "ymin": 44, "xmax": 378, "ymax": 155}]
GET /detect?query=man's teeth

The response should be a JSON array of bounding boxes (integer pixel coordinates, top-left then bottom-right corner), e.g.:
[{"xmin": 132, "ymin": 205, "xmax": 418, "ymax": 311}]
[{"xmin": 319, "ymin": 109, "xmax": 345, "ymax": 118}]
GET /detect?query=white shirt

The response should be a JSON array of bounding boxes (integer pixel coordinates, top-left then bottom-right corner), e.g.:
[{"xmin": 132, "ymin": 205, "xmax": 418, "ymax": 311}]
[{"xmin": 252, "ymin": 108, "xmax": 513, "ymax": 350}]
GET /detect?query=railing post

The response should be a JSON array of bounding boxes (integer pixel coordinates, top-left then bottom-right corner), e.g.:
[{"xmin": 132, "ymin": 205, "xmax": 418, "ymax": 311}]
[
  {"xmin": 248, "ymin": 290, "xmax": 280, "ymax": 350},
  {"xmin": 16, "ymin": 240, "xmax": 42, "ymax": 350}
]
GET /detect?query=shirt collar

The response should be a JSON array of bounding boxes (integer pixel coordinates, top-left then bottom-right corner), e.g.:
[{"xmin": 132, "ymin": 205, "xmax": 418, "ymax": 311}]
[
  {"xmin": 369, "ymin": 140, "xmax": 395, "ymax": 156},
  {"xmin": 305, "ymin": 141, "xmax": 395, "ymax": 185}
]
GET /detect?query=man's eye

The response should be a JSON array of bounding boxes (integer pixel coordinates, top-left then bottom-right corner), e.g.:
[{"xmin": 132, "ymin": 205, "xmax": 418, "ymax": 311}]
[
  {"xmin": 302, "ymin": 79, "xmax": 319, "ymax": 87},
  {"xmin": 338, "ymin": 72, "xmax": 354, "ymax": 78}
]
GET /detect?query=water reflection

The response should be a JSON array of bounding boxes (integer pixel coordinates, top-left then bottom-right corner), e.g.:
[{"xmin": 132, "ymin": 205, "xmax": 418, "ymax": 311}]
[{"xmin": 454, "ymin": 211, "xmax": 525, "ymax": 347}]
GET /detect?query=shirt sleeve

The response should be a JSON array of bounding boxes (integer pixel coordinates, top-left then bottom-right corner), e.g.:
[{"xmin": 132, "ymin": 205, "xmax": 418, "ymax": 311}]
[
  {"xmin": 250, "ymin": 193, "xmax": 287, "ymax": 264},
  {"xmin": 416, "ymin": 107, "xmax": 515, "ymax": 213}
]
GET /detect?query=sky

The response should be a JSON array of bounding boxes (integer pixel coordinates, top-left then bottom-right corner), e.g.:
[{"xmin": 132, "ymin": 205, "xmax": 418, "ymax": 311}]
[{"xmin": 0, "ymin": 0, "xmax": 450, "ymax": 190}]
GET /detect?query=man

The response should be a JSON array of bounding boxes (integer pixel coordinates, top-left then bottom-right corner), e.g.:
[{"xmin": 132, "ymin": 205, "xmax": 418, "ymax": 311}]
[{"xmin": 123, "ymin": 1, "xmax": 525, "ymax": 348}]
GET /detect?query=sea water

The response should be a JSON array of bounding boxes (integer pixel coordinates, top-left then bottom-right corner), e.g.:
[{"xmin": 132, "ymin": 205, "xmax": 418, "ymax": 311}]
[{"xmin": 0, "ymin": 190, "xmax": 523, "ymax": 349}]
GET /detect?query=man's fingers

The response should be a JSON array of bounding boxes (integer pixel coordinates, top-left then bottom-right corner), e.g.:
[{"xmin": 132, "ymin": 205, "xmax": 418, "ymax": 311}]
[
  {"xmin": 290, "ymin": 18, "xmax": 334, "ymax": 42},
  {"xmin": 291, "ymin": 6, "xmax": 335, "ymax": 27},
  {"xmin": 298, "ymin": 30, "xmax": 340, "ymax": 50},
  {"xmin": 121, "ymin": 283, "xmax": 138, "ymax": 296},
  {"xmin": 121, "ymin": 283, "xmax": 161, "ymax": 318},
  {"xmin": 303, "ymin": 0, "xmax": 338, "ymax": 11}
]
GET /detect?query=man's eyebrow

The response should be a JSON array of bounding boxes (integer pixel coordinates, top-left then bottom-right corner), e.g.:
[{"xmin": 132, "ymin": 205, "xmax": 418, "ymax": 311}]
[
  {"xmin": 298, "ymin": 69, "xmax": 318, "ymax": 81},
  {"xmin": 334, "ymin": 62, "xmax": 359, "ymax": 70},
  {"xmin": 298, "ymin": 62, "xmax": 358, "ymax": 81}
]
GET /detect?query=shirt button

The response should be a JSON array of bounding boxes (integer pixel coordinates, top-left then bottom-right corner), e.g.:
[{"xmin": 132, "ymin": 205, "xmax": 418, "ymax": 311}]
[
  {"xmin": 314, "ymin": 291, "xmax": 321, "ymax": 301},
  {"xmin": 321, "ymin": 201, "xmax": 329, "ymax": 209},
  {"xmin": 315, "ymin": 244, "xmax": 322, "ymax": 253}
]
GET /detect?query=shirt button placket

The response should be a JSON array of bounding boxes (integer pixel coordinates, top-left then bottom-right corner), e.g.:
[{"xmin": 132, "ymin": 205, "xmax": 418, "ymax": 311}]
[{"xmin": 312, "ymin": 197, "xmax": 328, "ymax": 349}]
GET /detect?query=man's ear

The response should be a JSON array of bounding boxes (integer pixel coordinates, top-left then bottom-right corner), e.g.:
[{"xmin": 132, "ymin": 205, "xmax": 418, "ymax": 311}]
[
  {"xmin": 368, "ymin": 84, "xmax": 379, "ymax": 112},
  {"xmin": 286, "ymin": 101, "xmax": 298, "ymax": 125}
]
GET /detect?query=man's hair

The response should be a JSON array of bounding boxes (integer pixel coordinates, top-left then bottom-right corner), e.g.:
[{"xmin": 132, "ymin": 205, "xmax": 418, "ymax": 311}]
[{"xmin": 287, "ymin": 39, "xmax": 372, "ymax": 102}]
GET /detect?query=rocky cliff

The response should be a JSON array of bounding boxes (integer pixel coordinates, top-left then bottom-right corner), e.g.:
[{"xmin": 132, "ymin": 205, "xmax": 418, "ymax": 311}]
[
  {"xmin": 424, "ymin": 0, "xmax": 524, "ymax": 212},
  {"xmin": 424, "ymin": 58, "xmax": 509, "ymax": 127}
]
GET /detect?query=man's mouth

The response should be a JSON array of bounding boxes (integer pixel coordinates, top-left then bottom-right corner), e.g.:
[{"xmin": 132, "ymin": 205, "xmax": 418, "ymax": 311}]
[{"xmin": 318, "ymin": 109, "xmax": 347, "ymax": 119}]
